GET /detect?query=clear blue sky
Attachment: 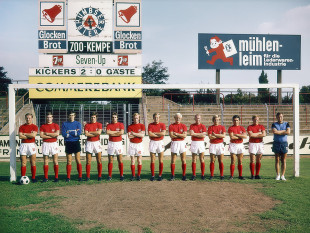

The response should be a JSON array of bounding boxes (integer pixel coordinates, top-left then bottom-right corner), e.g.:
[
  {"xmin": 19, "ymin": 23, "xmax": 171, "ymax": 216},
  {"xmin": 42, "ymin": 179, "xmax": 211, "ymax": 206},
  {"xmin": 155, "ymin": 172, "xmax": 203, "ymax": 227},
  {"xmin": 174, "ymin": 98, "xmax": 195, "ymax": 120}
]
[{"xmin": 0, "ymin": 0, "xmax": 309, "ymax": 90}]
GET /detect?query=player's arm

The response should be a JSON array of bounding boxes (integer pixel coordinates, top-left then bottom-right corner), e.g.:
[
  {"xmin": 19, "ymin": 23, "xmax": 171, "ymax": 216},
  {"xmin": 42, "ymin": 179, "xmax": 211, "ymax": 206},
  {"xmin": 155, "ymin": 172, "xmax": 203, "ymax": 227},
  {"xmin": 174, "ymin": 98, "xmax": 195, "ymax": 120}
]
[
  {"xmin": 235, "ymin": 132, "xmax": 247, "ymax": 139},
  {"xmin": 272, "ymin": 128, "xmax": 288, "ymax": 135},
  {"xmin": 19, "ymin": 132, "xmax": 27, "ymax": 139},
  {"xmin": 131, "ymin": 131, "xmax": 145, "ymax": 138},
  {"xmin": 250, "ymin": 130, "xmax": 266, "ymax": 138},
  {"xmin": 75, "ymin": 123, "xmax": 82, "ymax": 136},
  {"xmin": 169, "ymin": 131, "xmax": 178, "ymax": 139},
  {"xmin": 24, "ymin": 131, "xmax": 37, "ymax": 138},
  {"xmin": 212, "ymin": 131, "xmax": 226, "ymax": 138},
  {"xmin": 190, "ymin": 130, "xmax": 205, "ymax": 138},
  {"xmin": 148, "ymin": 131, "xmax": 159, "ymax": 138},
  {"xmin": 89, "ymin": 129, "xmax": 102, "ymax": 136},
  {"xmin": 84, "ymin": 130, "xmax": 95, "ymax": 137},
  {"xmin": 174, "ymin": 131, "xmax": 187, "ymax": 139},
  {"xmin": 45, "ymin": 130, "xmax": 60, "ymax": 138},
  {"xmin": 40, "ymin": 131, "xmax": 52, "ymax": 139},
  {"xmin": 61, "ymin": 123, "xmax": 69, "ymax": 138},
  {"xmin": 155, "ymin": 130, "xmax": 166, "ymax": 137},
  {"xmin": 229, "ymin": 132, "xmax": 239, "ymax": 140}
]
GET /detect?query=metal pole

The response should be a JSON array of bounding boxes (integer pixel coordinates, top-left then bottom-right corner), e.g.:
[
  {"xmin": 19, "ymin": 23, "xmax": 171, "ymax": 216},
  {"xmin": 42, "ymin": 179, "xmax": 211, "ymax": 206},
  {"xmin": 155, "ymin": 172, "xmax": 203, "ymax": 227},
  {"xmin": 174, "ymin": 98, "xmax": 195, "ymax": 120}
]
[
  {"xmin": 265, "ymin": 103, "xmax": 269, "ymax": 134},
  {"xmin": 216, "ymin": 69, "xmax": 220, "ymax": 105},
  {"xmin": 9, "ymin": 85, "xmax": 17, "ymax": 182},
  {"xmin": 123, "ymin": 104, "xmax": 127, "ymax": 133},
  {"xmin": 277, "ymin": 70, "xmax": 282, "ymax": 104},
  {"xmin": 220, "ymin": 103, "xmax": 224, "ymax": 126},
  {"xmin": 293, "ymin": 85, "xmax": 300, "ymax": 177},
  {"xmin": 168, "ymin": 104, "xmax": 170, "ymax": 127}
]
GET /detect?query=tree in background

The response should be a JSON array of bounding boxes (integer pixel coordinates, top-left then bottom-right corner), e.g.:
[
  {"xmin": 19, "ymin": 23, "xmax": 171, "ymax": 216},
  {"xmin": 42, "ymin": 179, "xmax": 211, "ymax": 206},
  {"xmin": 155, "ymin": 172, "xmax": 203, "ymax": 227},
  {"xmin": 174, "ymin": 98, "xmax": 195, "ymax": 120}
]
[
  {"xmin": 0, "ymin": 66, "xmax": 12, "ymax": 96},
  {"xmin": 300, "ymin": 85, "xmax": 310, "ymax": 103},
  {"xmin": 257, "ymin": 70, "xmax": 271, "ymax": 103}
]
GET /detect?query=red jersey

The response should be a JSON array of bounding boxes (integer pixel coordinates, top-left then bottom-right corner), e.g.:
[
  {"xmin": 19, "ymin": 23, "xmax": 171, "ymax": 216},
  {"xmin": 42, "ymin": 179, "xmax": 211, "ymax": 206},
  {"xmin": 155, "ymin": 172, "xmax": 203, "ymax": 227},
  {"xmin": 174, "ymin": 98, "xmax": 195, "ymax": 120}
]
[
  {"xmin": 148, "ymin": 122, "xmax": 166, "ymax": 141},
  {"xmin": 19, "ymin": 124, "xmax": 38, "ymax": 143},
  {"xmin": 127, "ymin": 123, "xmax": 145, "ymax": 143},
  {"xmin": 169, "ymin": 123, "xmax": 187, "ymax": 141},
  {"xmin": 247, "ymin": 124, "xmax": 265, "ymax": 143},
  {"xmin": 228, "ymin": 125, "xmax": 246, "ymax": 144},
  {"xmin": 107, "ymin": 122, "xmax": 124, "ymax": 142},
  {"xmin": 84, "ymin": 122, "xmax": 102, "ymax": 141},
  {"xmin": 190, "ymin": 123, "xmax": 207, "ymax": 141},
  {"xmin": 208, "ymin": 125, "xmax": 226, "ymax": 144},
  {"xmin": 40, "ymin": 123, "xmax": 60, "ymax": 142}
]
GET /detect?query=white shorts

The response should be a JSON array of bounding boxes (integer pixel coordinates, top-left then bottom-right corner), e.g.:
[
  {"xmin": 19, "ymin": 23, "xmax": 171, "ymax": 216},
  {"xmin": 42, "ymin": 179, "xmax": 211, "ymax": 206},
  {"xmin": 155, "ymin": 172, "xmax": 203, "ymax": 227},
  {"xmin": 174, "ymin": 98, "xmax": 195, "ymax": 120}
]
[
  {"xmin": 19, "ymin": 143, "xmax": 36, "ymax": 156},
  {"xmin": 171, "ymin": 141, "xmax": 187, "ymax": 154},
  {"xmin": 249, "ymin": 142, "xmax": 264, "ymax": 155},
  {"xmin": 42, "ymin": 142, "xmax": 59, "ymax": 156},
  {"xmin": 209, "ymin": 143, "xmax": 225, "ymax": 156},
  {"xmin": 149, "ymin": 140, "xmax": 164, "ymax": 154},
  {"xmin": 228, "ymin": 143, "xmax": 245, "ymax": 154},
  {"xmin": 128, "ymin": 142, "xmax": 144, "ymax": 156},
  {"xmin": 107, "ymin": 141, "xmax": 123, "ymax": 156},
  {"xmin": 85, "ymin": 141, "xmax": 102, "ymax": 154},
  {"xmin": 190, "ymin": 141, "xmax": 205, "ymax": 154}
]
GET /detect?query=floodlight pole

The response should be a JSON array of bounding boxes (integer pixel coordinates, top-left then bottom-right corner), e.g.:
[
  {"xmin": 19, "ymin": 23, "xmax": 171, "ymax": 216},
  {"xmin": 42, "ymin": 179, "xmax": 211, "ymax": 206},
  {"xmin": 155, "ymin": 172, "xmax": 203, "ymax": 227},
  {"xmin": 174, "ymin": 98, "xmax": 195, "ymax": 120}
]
[
  {"xmin": 277, "ymin": 70, "xmax": 282, "ymax": 104},
  {"xmin": 293, "ymin": 85, "xmax": 300, "ymax": 177},
  {"xmin": 9, "ymin": 84, "xmax": 16, "ymax": 182},
  {"xmin": 216, "ymin": 69, "xmax": 220, "ymax": 105}
]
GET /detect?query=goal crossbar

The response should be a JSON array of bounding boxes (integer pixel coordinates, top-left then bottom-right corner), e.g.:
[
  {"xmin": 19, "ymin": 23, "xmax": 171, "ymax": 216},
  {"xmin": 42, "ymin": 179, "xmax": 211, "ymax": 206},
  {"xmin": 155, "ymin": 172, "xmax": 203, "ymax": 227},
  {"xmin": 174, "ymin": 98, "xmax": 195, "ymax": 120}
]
[{"xmin": 8, "ymin": 83, "xmax": 300, "ymax": 181}]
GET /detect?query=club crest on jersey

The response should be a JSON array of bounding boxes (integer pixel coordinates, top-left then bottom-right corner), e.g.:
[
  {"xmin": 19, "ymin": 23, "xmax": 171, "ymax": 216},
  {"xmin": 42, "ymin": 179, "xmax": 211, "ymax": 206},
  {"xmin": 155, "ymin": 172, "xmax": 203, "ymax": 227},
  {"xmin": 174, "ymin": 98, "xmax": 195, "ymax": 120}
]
[
  {"xmin": 138, "ymin": 129, "xmax": 141, "ymax": 132},
  {"xmin": 75, "ymin": 7, "xmax": 105, "ymax": 37},
  {"xmin": 116, "ymin": 128, "xmax": 120, "ymax": 131},
  {"xmin": 180, "ymin": 129, "xmax": 183, "ymax": 132},
  {"xmin": 52, "ymin": 129, "xmax": 55, "ymax": 132}
]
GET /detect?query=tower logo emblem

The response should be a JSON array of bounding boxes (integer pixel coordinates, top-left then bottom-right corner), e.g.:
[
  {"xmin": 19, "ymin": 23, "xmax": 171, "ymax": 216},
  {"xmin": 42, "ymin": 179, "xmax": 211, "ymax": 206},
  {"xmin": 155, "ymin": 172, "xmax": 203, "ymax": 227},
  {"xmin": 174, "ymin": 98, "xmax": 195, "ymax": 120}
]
[{"xmin": 75, "ymin": 7, "xmax": 105, "ymax": 37}]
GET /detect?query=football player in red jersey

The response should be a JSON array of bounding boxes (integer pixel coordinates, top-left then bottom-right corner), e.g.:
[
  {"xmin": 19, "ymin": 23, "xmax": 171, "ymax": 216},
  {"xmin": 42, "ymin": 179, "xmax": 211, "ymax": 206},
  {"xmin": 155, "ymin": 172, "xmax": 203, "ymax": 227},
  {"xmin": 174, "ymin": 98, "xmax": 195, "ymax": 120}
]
[
  {"xmin": 148, "ymin": 113, "xmax": 166, "ymax": 181},
  {"xmin": 208, "ymin": 115, "xmax": 226, "ymax": 180},
  {"xmin": 247, "ymin": 115, "xmax": 266, "ymax": 179},
  {"xmin": 84, "ymin": 112, "xmax": 103, "ymax": 181},
  {"xmin": 19, "ymin": 113, "xmax": 38, "ymax": 183},
  {"xmin": 228, "ymin": 115, "xmax": 247, "ymax": 180},
  {"xmin": 40, "ymin": 112, "xmax": 60, "ymax": 182},
  {"xmin": 106, "ymin": 112, "xmax": 125, "ymax": 181},
  {"xmin": 189, "ymin": 114, "xmax": 207, "ymax": 180},
  {"xmin": 169, "ymin": 113, "xmax": 187, "ymax": 181},
  {"xmin": 127, "ymin": 113, "xmax": 145, "ymax": 181}
]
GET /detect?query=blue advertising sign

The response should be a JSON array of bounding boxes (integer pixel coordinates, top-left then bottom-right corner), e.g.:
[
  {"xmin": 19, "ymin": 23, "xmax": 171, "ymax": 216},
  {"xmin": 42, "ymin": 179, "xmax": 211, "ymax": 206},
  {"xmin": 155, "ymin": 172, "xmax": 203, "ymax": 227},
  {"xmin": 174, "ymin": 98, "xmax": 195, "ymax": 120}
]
[
  {"xmin": 198, "ymin": 34, "xmax": 301, "ymax": 70},
  {"xmin": 114, "ymin": 41, "xmax": 142, "ymax": 50},
  {"xmin": 38, "ymin": 40, "xmax": 66, "ymax": 50}
]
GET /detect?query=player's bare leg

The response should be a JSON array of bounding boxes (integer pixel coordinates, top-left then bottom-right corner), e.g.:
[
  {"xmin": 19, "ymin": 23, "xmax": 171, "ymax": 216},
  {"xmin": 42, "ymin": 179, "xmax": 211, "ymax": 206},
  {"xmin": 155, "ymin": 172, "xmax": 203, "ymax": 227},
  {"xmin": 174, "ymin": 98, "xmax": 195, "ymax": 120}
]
[
  {"xmin": 66, "ymin": 153, "xmax": 72, "ymax": 181},
  {"xmin": 209, "ymin": 154, "xmax": 216, "ymax": 180},
  {"xmin": 170, "ymin": 153, "xmax": 177, "ymax": 180},
  {"xmin": 107, "ymin": 155, "xmax": 114, "ymax": 180},
  {"xmin": 255, "ymin": 154, "xmax": 262, "ymax": 179},
  {"xmin": 249, "ymin": 153, "xmax": 256, "ymax": 179},
  {"xmin": 180, "ymin": 152, "xmax": 187, "ymax": 181},
  {"xmin": 52, "ymin": 153, "xmax": 59, "ymax": 182},
  {"xmin": 230, "ymin": 153, "xmax": 236, "ymax": 179},
  {"xmin": 43, "ymin": 155, "xmax": 49, "ymax": 182},
  {"xmin": 150, "ymin": 152, "xmax": 156, "ymax": 180},
  {"xmin": 117, "ymin": 154, "xmax": 124, "ymax": 180},
  {"xmin": 137, "ymin": 155, "xmax": 142, "ymax": 181},
  {"xmin": 130, "ymin": 156, "xmax": 136, "ymax": 180},
  {"xmin": 86, "ymin": 153, "xmax": 92, "ymax": 181},
  {"xmin": 75, "ymin": 152, "xmax": 82, "ymax": 181},
  {"xmin": 237, "ymin": 154, "xmax": 245, "ymax": 180},
  {"xmin": 218, "ymin": 154, "xmax": 224, "ymax": 179},
  {"xmin": 96, "ymin": 152, "xmax": 102, "ymax": 181},
  {"xmin": 191, "ymin": 154, "xmax": 197, "ymax": 180},
  {"xmin": 275, "ymin": 154, "xmax": 280, "ymax": 180},
  {"xmin": 280, "ymin": 153, "xmax": 287, "ymax": 180},
  {"xmin": 29, "ymin": 154, "xmax": 37, "ymax": 182}
]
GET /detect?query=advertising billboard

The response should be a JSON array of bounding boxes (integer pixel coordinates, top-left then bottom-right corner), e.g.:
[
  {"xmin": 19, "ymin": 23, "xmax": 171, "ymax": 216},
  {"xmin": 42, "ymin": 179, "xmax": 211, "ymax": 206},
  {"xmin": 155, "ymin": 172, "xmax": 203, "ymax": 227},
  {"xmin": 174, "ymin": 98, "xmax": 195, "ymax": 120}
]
[{"xmin": 198, "ymin": 33, "xmax": 301, "ymax": 70}]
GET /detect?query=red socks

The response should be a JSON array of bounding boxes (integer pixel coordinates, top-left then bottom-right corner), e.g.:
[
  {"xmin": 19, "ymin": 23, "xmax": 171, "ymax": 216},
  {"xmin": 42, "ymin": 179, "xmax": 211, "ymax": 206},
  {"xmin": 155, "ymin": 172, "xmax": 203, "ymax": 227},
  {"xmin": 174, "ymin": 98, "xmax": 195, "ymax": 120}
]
[
  {"xmin": 119, "ymin": 163, "xmax": 124, "ymax": 176},
  {"xmin": 86, "ymin": 164, "xmax": 91, "ymax": 178},
  {"xmin": 138, "ymin": 164, "xmax": 142, "ymax": 176},
  {"xmin": 108, "ymin": 163, "xmax": 113, "ymax": 177},
  {"xmin": 201, "ymin": 162, "xmax": 205, "ymax": 176},
  {"xmin": 159, "ymin": 162, "xmax": 163, "ymax": 176},
  {"xmin": 192, "ymin": 162, "xmax": 196, "ymax": 176},
  {"xmin": 151, "ymin": 163, "xmax": 155, "ymax": 176},
  {"xmin": 230, "ymin": 164, "xmax": 235, "ymax": 177},
  {"xmin": 21, "ymin": 166, "xmax": 26, "ymax": 176},
  {"xmin": 77, "ymin": 163, "xmax": 82, "ymax": 178},
  {"xmin": 256, "ymin": 163, "xmax": 261, "ymax": 175},
  {"xmin": 182, "ymin": 163, "xmax": 186, "ymax": 176},
  {"xmin": 31, "ymin": 166, "xmax": 36, "ymax": 179},
  {"xmin": 219, "ymin": 162, "xmax": 224, "ymax": 177},
  {"xmin": 238, "ymin": 164, "xmax": 243, "ymax": 177},
  {"xmin": 171, "ymin": 164, "xmax": 175, "ymax": 176},
  {"xmin": 97, "ymin": 163, "xmax": 102, "ymax": 178},
  {"xmin": 250, "ymin": 163, "xmax": 255, "ymax": 176},
  {"xmin": 54, "ymin": 165, "xmax": 59, "ymax": 179},
  {"xmin": 44, "ymin": 165, "xmax": 49, "ymax": 179},
  {"xmin": 131, "ymin": 165, "xmax": 135, "ymax": 177},
  {"xmin": 67, "ymin": 164, "xmax": 72, "ymax": 179},
  {"xmin": 210, "ymin": 162, "xmax": 215, "ymax": 176}
]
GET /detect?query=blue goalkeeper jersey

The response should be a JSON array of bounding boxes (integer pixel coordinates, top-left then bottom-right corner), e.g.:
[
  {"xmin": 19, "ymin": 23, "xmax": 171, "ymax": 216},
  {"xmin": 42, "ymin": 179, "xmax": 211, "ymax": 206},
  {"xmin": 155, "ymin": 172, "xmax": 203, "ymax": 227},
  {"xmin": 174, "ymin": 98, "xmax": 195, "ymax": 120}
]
[
  {"xmin": 61, "ymin": 121, "xmax": 82, "ymax": 142},
  {"xmin": 272, "ymin": 121, "xmax": 290, "ymax": 143}
]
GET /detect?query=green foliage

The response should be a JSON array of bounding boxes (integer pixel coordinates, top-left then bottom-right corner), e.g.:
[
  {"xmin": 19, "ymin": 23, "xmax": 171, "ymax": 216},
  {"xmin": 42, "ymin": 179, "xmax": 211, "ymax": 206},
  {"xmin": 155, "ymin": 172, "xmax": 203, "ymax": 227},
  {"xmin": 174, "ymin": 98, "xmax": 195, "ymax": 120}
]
[
  {"xmin": 300, "ymin": 85, "xmax": 310, "ymax": 103},
  {"xmin": 0, "ymin": 67, "xmax": 12, "ymax": 96}
]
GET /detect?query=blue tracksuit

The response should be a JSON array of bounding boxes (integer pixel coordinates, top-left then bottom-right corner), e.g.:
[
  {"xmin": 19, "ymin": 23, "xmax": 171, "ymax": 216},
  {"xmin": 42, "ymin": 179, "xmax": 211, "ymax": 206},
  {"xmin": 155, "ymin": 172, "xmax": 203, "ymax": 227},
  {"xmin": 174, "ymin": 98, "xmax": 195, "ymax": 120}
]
[{"xmin": 61, "ymin": 121, "xmax": 82, "ymax": 142}]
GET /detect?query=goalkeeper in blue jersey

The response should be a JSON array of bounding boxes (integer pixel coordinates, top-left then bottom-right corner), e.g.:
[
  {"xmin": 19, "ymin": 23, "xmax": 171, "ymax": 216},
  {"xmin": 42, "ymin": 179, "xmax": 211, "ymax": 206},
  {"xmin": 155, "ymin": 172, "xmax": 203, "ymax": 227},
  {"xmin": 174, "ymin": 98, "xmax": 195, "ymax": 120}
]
[{"xmin": 62, "ymin": 111, "xmax": 82, "ymax": 182}]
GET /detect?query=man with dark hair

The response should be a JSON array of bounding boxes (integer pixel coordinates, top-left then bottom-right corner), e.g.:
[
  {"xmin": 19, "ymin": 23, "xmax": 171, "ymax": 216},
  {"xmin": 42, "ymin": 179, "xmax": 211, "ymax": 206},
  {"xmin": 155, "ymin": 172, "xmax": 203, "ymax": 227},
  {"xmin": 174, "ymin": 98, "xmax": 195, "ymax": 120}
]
[
  {"xmin": 19, "ymin": 113, "xmax": 38, "ymax": 183},
  {"xmin": 40, "ymin": 112, "xmax": 60, "ymax": 182},
  {"xmin": 62, "ymin": 111, "xmax": 82, "ymax": 182},
  {"xmin": 84, "ymin": 112, "xmax": 103, "ymax": 181},
  {"xmin": 228, "ymin": 115, "xmax": 247, "ymax": 180},
  {"xmin": 106, "ymin": 112, "xmax": 125, "ymax": 181},
  {"xmin": 272, "ymin": 112, "xmax": 290, "ymax": 181}
]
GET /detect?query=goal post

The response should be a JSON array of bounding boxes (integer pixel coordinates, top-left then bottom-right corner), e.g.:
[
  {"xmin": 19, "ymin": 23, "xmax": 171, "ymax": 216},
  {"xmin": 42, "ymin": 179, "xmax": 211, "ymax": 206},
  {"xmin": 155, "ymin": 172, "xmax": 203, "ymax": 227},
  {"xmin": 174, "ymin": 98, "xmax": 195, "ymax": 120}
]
[{"xmin": 8, "ymin": 83, "xmax": 300, "ymax": 182}]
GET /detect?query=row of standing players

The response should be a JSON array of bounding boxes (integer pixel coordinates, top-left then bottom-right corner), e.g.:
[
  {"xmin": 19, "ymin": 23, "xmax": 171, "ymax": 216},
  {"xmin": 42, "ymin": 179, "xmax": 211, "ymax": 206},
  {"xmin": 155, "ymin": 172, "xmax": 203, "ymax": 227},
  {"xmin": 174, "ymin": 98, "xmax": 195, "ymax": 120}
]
[{"xmin": 18, "ymin": 111, "xmax": 290, "ymax": 183}]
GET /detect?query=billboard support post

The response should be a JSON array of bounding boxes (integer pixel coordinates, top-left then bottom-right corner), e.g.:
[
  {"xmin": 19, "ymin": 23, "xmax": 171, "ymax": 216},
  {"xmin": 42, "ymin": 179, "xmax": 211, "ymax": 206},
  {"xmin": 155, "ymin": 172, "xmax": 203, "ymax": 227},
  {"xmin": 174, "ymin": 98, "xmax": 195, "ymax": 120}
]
[
  {"xmin": 216, "ymin": 69, "xmax": 220, "ymax": 105},
  {"xmin": 277, "ymin": 70, "xmax": 282, "ymax": 104}
]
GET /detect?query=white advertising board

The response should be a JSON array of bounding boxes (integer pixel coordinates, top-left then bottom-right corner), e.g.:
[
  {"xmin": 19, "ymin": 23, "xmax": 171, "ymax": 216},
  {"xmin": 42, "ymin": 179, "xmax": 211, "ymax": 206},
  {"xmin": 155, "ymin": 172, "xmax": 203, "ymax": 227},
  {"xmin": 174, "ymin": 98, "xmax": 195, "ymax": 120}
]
[
  {"xmin": 39, "ymin": 54, "xmax": 142, "ymax": 67},
  {"xmin": 68, "ymin": 0, "xmax": 113, "ymax": 42},
  {"xmin": 29, "ymin": 67, "xmax": 142, "ymax": 76},
  {"xmin": 1, "ymin": 135, "xmax": 309, "ymax": 158}
]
